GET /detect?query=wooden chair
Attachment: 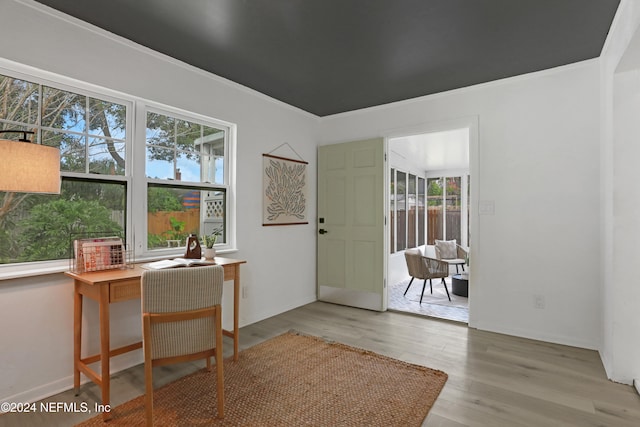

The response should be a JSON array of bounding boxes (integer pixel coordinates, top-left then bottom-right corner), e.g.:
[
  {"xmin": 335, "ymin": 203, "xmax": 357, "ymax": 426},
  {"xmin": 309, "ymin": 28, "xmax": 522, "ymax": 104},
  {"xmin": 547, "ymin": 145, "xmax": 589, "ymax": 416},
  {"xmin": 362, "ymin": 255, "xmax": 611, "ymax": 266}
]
[
  {"xmin": 404, "ymin": 248, "xmax": 451, "ymax": 303},
  {"xmin": 141, "ymin": 265, "xmax": 225, "ymax": 426}
]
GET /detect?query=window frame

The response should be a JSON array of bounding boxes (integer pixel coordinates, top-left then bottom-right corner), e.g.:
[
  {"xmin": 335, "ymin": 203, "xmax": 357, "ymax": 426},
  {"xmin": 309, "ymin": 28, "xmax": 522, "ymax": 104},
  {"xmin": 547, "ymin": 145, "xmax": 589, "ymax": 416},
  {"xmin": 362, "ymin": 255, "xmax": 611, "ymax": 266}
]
[
  {"xmin": 426, "ymin": 170, "xmax": 470, "ymax": 248},
  {"xmin": 389, "ymin": 168, "xmax": 425, "ymax": 254},
  {"xmin": 0, "ymin": 61, "xmax": 237, "ymax": 279},
  {"xmin": 135, "ymin": 103, "xmax": 235, "ymax": 258}
]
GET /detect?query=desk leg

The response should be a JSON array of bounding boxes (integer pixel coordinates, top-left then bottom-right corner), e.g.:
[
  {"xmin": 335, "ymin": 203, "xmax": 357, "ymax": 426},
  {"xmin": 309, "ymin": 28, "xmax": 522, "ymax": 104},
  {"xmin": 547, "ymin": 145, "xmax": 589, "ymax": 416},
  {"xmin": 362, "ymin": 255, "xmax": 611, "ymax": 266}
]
[
  {"xmin": 233, "ymin": 265, "xmax": 240, "ymax": 361},
  {"xmin": 73, "ymin": 281, "xmax": 82, "ymax": 395},
  {"xmin": 99, "ymin": 285, "xmax": 111, "ymax": 420}
]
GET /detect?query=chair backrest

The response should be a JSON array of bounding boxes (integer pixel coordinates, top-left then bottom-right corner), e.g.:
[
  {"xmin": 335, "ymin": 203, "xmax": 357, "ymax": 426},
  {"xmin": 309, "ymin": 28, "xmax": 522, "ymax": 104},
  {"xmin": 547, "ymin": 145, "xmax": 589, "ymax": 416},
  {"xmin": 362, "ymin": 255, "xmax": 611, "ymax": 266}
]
[
  {"xmin": 141, "ymin": 265, "xmax": 224, "ymax": 360},
  {"xmin": 404, "ymin": 248, "xmax": 427, "ymax": 279},
  {"xmin": 434, "ymin": 239, "xmax": 458, "ymax": 260}
]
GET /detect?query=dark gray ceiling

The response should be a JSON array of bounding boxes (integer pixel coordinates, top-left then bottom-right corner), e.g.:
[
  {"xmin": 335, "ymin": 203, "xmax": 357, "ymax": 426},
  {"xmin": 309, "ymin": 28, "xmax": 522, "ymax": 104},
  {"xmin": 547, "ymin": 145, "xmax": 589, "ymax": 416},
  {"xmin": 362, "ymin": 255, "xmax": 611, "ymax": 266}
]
[{"xmin": 34, "ymin": 0, "xmax": 620, "ymax": 117}]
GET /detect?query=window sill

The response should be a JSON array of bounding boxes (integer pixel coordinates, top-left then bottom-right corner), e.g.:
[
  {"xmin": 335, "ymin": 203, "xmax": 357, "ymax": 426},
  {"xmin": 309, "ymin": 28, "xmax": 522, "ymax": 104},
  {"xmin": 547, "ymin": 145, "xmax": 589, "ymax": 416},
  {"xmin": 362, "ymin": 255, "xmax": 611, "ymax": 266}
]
[
  {"xmin": 0, "ymin": 248, "xmax": 239, "ymax": 282},
  {"xmin": 0, "ymin": 260, "xmax": 69, "ymax": 281}
]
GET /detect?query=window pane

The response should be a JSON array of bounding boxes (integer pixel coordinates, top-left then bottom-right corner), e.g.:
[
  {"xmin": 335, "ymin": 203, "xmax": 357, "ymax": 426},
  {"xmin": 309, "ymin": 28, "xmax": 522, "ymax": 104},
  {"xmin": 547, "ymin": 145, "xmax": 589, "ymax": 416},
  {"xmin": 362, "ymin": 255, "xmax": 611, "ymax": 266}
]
[
  {"xmin": 146, "ymin": 112, "xmax": 226, "ymax": 185},
  {"xmin": 396, "ymin": 171, "xmax": 406, "ymax": 251},
  {"xmin": 88, "ymin": 98, "xmax": 126, "ymax": 140},
  {"xmin": 0, "ymin": 75, "xmax": 39, "ymax": 126},
  {"xmin": 176, "ymin": 150, "xmax": 203, "ymax": 182},
  {"xmin": 147, "ymin": 184, "xmax": 225, "ymax": 250},
  {"xmin": 146, "ymin": 112, "xmax": 174, "ymax": 147},
  {"xmin": 41, "ymin": 86, "xmax": 86, "ymax": 132},
  {"xmin": 418, "ymin": 177, "xmax": 425, "ymax": 246},
  {"xmin": 427, "ymin": 178, "xmax": 443, "ymax": 244},
  {"xmin": 202, "ymin": 189, "xmax": 226, "ymax": 243},
  {"xmin": 89, "ymin": 137, "xmax": 125, "ymax": 175},
  {"xmin": 0, "ymin": 179, "xmax": 126, "ymax": 264},
  {"xmin": 42, "ymin": 130, "xmax": 86, "ymax": 173},
  {"xmin": 390, "ymin": 168, "xmax": 395, "ymax": 254},
  {"xmin": 202, "ymin": 126, "xmax": 225, "ymax": 184},
  {"xmin": 146, "ymin": 146, "xmax": 174, "ymax": 179},
  {"xmin": 407, "ymin": 174, "xmax": 416, "ymax": 248},
  {"xmin": 175, "ymin": 119, "xmax": 200, "ymax": 153},
  {"xmin": 467, "ymin": 175, "xmax": 471, "ymax": 247},
  {"xmin": 446, "ymin": 177, "xmax": 461, "ymax": 242}
]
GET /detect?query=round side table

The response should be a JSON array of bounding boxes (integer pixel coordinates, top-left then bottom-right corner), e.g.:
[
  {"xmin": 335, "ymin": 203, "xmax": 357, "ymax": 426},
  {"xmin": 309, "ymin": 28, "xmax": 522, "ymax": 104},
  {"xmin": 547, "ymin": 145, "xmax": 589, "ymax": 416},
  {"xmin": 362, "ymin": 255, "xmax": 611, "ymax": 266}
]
[{"xmin": 452, "ymin": 274, "xmax": 468, "ymax": 297}]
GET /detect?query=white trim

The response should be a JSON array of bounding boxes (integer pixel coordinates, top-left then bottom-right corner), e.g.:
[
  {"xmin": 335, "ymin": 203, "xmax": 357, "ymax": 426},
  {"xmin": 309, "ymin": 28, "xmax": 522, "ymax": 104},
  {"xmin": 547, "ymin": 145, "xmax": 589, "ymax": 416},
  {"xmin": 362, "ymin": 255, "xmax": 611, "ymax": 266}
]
[
  {"xmin": 473, "ymin": 319, "xmax": 599, "ymax": 352},
  {"xmin": 380, "ymin": 115, "xmax": 479, "ymax": 324},
  {"xmin": 2, "ymin": 348, "xmax": 142, "ymax": 405}
]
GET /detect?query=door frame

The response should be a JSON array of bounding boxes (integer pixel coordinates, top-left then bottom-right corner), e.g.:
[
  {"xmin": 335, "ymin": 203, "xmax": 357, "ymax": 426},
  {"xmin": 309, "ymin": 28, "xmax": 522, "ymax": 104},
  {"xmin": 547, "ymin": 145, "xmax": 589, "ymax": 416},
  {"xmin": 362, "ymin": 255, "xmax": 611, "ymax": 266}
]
[{"xmin": 383, "ymin": 116, "xmax": 479, "ymax": 325}]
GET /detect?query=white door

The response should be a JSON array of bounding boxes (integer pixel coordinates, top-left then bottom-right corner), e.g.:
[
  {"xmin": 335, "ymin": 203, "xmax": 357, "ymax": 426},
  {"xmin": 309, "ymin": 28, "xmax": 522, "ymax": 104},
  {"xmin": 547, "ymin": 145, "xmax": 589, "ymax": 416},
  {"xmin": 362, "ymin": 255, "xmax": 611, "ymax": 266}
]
[{"xmin": 317, "ymin": 138, "xmax": 387, "ymax": 311}]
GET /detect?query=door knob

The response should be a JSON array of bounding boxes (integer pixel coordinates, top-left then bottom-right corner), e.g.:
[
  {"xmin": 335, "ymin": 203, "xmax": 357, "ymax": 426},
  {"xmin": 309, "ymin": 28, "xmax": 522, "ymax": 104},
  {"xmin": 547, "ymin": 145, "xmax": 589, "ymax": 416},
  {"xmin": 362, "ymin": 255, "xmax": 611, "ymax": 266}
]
[{"xmin": 319, "ymin": 229, "xmax": 328, "ymax": 235}]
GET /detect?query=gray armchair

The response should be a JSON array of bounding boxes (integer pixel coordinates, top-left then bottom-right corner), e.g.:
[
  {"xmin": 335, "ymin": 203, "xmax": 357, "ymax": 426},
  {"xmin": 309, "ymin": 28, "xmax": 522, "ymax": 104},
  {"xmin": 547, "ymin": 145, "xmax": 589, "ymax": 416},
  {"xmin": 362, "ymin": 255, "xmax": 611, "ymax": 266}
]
[{"xmin": 404, "ymin": 248, "xmax": 451, "ymax": 303}]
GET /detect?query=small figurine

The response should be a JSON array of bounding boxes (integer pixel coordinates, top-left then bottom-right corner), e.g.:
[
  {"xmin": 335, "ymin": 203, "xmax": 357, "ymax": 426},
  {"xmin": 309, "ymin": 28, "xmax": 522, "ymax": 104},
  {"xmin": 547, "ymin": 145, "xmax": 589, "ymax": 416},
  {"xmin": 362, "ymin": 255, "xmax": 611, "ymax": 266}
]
[{"xmin": 184, "ymin": 234, "xmax": 202, "ymax": 259}]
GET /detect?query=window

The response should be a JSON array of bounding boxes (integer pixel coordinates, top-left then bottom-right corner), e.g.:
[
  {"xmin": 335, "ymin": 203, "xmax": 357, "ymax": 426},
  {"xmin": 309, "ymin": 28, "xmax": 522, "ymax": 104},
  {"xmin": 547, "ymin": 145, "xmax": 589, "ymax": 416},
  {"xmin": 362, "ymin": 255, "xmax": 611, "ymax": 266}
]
[
  {"xmin": 0, "ymin": 68, "xmax": 235, "ymax": 269},
  {"xmin": 0, "ymin": 74, "xmax": 128, "ymax": 264},
  {"xmin": 427, "ymin": 178, "xmax": 444, "ymax": 242},
  {"xmin": 144, "ymin": 109, "xmax": 228, "ymax": 252},
  {"xmin": 427, "ymin": 174, "xmax": 469, "ymax": 246},
  {"xmin": 389, "ymin": 169, "xmax": 425, "ymax": 253},
  {"xmin": 396, "ymin": 171, "xmax": 406, "ymax": 252}
]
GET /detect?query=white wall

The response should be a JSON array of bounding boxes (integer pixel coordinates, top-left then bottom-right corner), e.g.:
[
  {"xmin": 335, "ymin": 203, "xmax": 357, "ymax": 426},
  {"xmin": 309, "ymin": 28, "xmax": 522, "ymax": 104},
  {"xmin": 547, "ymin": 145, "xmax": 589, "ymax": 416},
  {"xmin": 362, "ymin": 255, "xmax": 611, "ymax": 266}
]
[
  {"xmin": 600, "ymin": 0, "xmax": 640, "ymax": 385},
  {"xmin": 319, "ymin": 61, "xmax": 603, "ymax": 350},
  {"xmin": 0, "ymin": 0, "xmax": 318, "ymax": 403}
]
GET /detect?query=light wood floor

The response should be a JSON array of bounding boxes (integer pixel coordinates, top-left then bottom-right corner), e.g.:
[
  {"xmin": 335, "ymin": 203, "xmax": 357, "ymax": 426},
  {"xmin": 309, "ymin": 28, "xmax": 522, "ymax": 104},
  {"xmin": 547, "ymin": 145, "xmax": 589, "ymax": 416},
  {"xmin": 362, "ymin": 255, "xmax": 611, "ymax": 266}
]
[{"xmin": 1, "ymin": 301, "xmax": 639, "ymax": 426}]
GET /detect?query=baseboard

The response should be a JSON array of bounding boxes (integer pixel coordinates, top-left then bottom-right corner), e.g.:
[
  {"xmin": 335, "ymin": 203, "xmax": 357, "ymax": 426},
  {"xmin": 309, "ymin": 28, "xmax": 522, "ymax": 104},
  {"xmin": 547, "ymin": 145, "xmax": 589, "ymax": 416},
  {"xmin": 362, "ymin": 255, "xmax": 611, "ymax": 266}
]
[
  {"xmin": 634, "ymin": 379, "xmax": 640, "ymax": 396},
  {"xmin": 1, "ymin": 352, "xmax": 142, "ymax": 405},
  {"xmin": 472, "ymin": 320, "xmax": 598, "ymax": 351}
]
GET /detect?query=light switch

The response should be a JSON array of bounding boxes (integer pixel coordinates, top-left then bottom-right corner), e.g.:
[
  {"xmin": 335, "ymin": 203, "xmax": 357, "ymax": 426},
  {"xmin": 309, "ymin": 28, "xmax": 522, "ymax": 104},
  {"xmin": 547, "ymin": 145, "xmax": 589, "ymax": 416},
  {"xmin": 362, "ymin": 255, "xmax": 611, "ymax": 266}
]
[{"xmin": 479, "ymin": 200, "xmax": 495, "ymax": 215}]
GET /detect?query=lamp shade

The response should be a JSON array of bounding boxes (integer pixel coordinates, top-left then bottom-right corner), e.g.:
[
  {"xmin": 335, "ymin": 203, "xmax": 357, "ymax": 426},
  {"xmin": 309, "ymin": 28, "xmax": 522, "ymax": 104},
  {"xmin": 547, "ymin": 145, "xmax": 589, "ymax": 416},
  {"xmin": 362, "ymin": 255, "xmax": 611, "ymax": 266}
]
[{"xmin": 0, "ymin": 139, "xmax": 61, "ymax": 194}]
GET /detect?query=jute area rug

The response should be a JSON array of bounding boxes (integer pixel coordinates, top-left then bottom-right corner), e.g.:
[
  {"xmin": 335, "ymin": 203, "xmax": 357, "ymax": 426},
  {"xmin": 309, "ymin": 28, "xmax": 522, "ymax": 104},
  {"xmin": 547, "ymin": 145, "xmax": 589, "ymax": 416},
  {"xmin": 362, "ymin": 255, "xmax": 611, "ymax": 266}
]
[{"xmin": 77, "ymin": 331, "xmax": 447, "ymax": 426}]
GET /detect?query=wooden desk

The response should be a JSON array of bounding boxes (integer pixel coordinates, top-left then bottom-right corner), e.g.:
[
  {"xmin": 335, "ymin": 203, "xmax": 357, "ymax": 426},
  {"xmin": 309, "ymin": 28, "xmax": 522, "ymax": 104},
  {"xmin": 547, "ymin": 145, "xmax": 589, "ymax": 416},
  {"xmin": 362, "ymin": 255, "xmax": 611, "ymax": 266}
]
[{"xmin": 65, "ymin": 257, "xmax": 246, "ymax": 418}]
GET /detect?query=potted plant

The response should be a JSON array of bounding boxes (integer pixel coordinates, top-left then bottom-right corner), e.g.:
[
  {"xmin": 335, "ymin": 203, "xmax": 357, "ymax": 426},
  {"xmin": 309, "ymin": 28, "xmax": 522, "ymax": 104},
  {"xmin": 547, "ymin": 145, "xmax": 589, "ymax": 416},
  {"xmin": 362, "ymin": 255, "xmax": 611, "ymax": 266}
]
[{"xmin": 201, "ymin": 233, "xmax": 218, "ymax": 259}]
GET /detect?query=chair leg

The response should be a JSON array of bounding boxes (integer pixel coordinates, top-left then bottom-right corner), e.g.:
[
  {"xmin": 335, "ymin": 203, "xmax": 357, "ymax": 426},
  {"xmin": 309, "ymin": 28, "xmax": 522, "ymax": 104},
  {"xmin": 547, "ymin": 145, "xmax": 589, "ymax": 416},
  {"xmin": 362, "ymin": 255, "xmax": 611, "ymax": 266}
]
[
  {"xmin": 461, "ymin": 264, "xmax": 465, "ymax": 272},
  {"xmin": 429, "ymin": 278, "xmax": 433, "ymax": 294},
  {"xmin": 455, "ymin": 264, "xmax": 459, "ymax": 274},
  {"xmin": 442, "ymin": 278, "xmax": 451, "ymax": 301},
  {"xmin": 215, "ymin": 307, "xmax": 224, "ymax": 418},
  {"xmin": 403, "ymin": 277, "xmax": 415, "ymax": 296},
  {"xmin": 419, "ymin": 279, "xmax": 427, "ymax": 304},
  {"xmin": 145, "ymin": 361, "xmax": 154, "ymax": 427},
  {"xmin": 143, "ymin": 315, "xmax": 154, "ymax": 427}
]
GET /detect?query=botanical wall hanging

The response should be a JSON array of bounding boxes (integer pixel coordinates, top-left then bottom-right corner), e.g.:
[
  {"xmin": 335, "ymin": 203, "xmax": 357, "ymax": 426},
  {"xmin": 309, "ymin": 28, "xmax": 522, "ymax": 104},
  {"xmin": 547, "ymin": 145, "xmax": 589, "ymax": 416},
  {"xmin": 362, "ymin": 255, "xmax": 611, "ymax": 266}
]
[{"xmin": 262, "ymin": 147, "xmax": 308, "ymax": 226}]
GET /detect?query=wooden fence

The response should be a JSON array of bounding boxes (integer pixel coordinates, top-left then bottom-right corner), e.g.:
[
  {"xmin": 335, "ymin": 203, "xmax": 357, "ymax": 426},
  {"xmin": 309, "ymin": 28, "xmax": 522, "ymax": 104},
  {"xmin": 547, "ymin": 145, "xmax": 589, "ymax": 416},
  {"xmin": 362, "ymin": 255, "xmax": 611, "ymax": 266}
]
[
  {"xmin": 148, "ymin": 210, "xmax": 201, "ymax": 237},
  {"xmin": 391, "ymin": 207, "xmax": 461, "ymax": 251}
]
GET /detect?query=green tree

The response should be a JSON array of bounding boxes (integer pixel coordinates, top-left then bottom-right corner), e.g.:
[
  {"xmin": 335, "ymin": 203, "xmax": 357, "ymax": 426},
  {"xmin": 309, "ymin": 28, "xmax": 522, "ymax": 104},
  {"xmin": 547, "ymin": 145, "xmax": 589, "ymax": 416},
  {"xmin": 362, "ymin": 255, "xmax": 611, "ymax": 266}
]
[
  {"xmin": 147, "ymin": 187, "xmax": 184, "ymax": 213},
  {"xmin": 427, "ymin": 179, "xmax": 442, "ymax": 206},
  {"xmin": 18, "ymin": 199, "xmax": 121, "ymax": 262}
]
